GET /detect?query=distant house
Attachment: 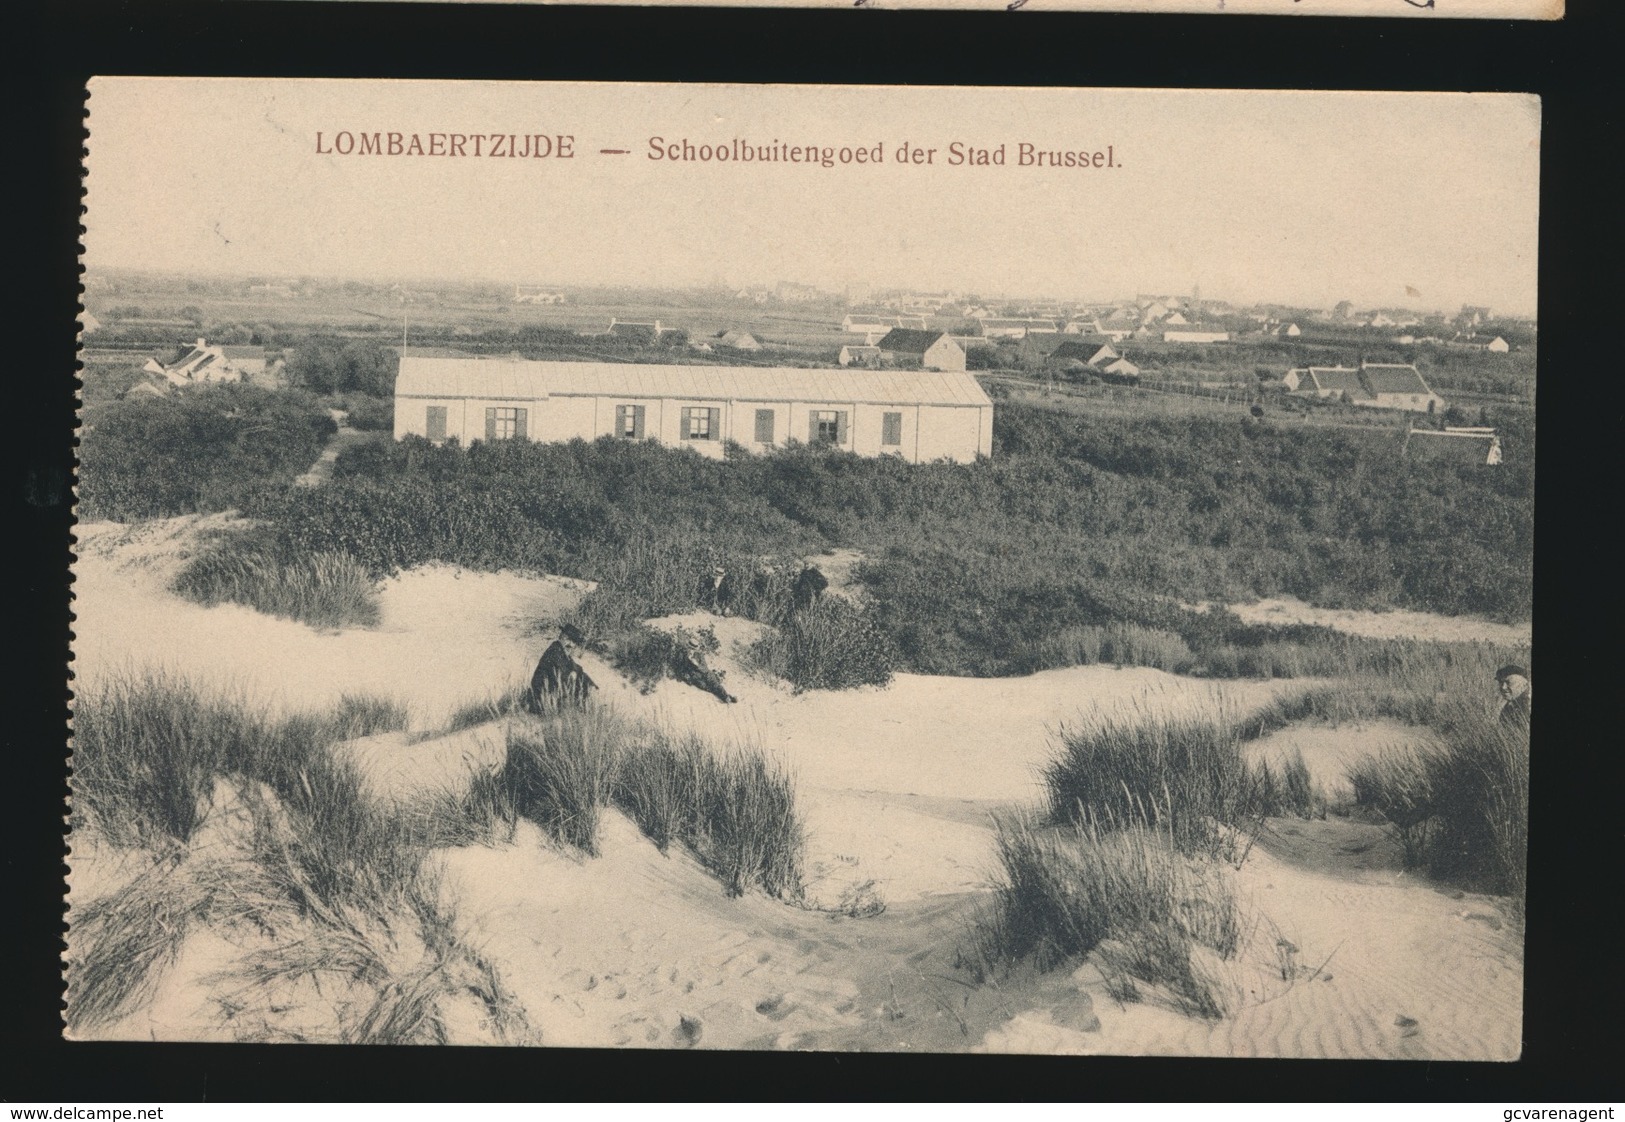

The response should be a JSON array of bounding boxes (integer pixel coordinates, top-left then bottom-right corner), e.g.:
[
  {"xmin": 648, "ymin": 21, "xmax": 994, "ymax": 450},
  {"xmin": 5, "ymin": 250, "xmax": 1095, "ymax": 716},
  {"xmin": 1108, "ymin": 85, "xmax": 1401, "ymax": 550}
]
[
  {"xmin": 1095, "ymin": 316, "xmax": 1139, "ymax": 342},
  {"xmin": 1100, "ymin": 356, "xmax": 1141, "ymax": 380},
  {"xmin": 715, "ymin": 330, "xmax": 762, "ymax": 352},
  {"xmin": 1450, "ymin": 332, "xmax": 1510, "ymax": 353},
  {"xmin": 1044, "ymin": 340, "xmax": 1119, "ymax": 369},
  {"xmin": 1284, "ymin": 365, "xmax": 1366, "ymax": 400},
  {"xmin": 394, "ymin": 356, "xmax": 993, "ymax": 463},
  {"xmin": 894, "ymin": 315, "xmax": 930, "ymax": 332},
  {"xmin": 1162, "ymin": 326, "xmax": 1231, "ymax": 344},
  {"xmin": 143, "ymin": 338, "xmax": 267, "ymax": 387},
  {"xmin": 1277, "ymin": 322, "xmax": 1301, "ymax": 338},
  {"xmin": 1361, "ymin": 363, "xmax": 1446, "ymax": 412},
  {"xmin": 838, "ymin": 344, "xmax": 882, "ymax": 368},
  {"xmin": 514, "ymin": 287, "xmax": 565, "ymax": 305},
  {"xmin": 608, "ymin": 319, "xmax": 663, "ymax": 341},
  {"xmin": 1286, "ymin": 362, "xmax": 1444, "ymax": 413},
  {"xmin": 877, "ymin": 329, "xmax": 967, "ymax": 373},
  {"xmin": 1405, "ymin": 426, "xmax": 1503, "ymax": 466},
  {"xmin": 978, "ymin": 317, "xmax": 1058, "ymax": 339},
  {"xmin": 841, "ymin": 314, "xmax": 894, "ymax": 335}
]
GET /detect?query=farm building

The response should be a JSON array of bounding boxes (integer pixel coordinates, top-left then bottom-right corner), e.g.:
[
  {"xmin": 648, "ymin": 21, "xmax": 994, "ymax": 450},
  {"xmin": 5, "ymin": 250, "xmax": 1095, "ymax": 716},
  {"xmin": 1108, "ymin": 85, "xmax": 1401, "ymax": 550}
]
[
  {"xmin": 1162, "ymin": 326, "xmax": 1231, "ymax": 343},
  {"xmin": 715, "ymin": 330, "xmax": 761, "ymax": 351},
  {"xmin": 1404, "ymin": 427, "xmax": 1503, "ymax": 466},
  {"xmin": 1100, "ymin": 357, "xmax": 1141, "ymax": 380},
  {"xmin": 607, "ymin": 319, "xmax": 664, "ymax": 340},
  {"xmin": 1285, "ymin": 362, "xmax": 1445, "ymax": 413},
  {"xmin": 1042, "ymin": 340, "xmax": 1120, "ymax": 369},
  {"xmin": 143, "ymin": 338, "xmax": 267, "ymax": 387},
  {"xmin": 838, "ymin": 345, "xmax": 882, "ymax": 368},
  {"xmin": 877, "ymin": 329, "xmax": 967, "ymax": 372},
  {"xmin": 978, "ymin": 317, "xmax": 1059, "ymax": 339},
  {"xmin": 394, "ymin": 356, "xmax": 993, "ymax": 464}
]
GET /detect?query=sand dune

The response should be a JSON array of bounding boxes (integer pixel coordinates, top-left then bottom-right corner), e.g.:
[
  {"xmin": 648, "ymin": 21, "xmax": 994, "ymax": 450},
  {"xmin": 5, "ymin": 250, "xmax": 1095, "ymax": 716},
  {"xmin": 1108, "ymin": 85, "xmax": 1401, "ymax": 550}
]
[{"xmin": 68, "ymin": 516, "xmax": 1525, "ymax": 1056}]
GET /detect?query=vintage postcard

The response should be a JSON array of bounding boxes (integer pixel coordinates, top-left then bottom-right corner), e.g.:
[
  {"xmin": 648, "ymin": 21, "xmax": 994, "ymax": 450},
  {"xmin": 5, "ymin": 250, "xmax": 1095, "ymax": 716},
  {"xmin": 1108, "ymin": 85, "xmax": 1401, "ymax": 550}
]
[{"xmin": 73, "ymin": 79, "xmax": 1536, "ymax": 1057}]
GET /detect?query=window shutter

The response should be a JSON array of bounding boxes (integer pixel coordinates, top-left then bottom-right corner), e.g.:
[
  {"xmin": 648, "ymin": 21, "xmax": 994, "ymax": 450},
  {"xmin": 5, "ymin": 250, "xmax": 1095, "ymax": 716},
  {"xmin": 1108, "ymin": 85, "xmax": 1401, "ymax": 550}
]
[
  {"xmin": 755, "ymin": 408, "xmax": 774, "ymax": 443},
  {"xmin": 485, "ymin": 407, "xmax": 496, "ymax": 442},
  {"xmin": 708, "ymin": 407, "xmax": 720, "ymax": 441},
  {"xmin": 634, "ymin": 405, "xmax": 645, "ymax": 439},
  {"xmin": 882, "ymin": 411, "xmax": 902, "ymax": 446},
  {"xmin": 680, "ymin": 406, "xmax": 692, "ymax": 438},
  {"xmin": 809, "ymin": 414, "xmax": 819, "ymax": 444},
  {"xmin": 515, "ymin": 408, "xmax": 528, "ymax": 440},
  {"xmin": 836, "ymin": 411, "xmax": 849, "ymax": 445},
  {"xmin": 426, "ymin": 406, "xmax": 447, "ymax": 442}
]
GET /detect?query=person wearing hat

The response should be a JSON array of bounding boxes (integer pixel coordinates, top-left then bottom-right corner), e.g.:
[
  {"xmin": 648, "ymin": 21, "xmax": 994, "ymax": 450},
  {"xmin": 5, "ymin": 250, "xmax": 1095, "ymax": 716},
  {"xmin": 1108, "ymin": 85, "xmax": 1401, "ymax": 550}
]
[
  {"xmin": 674, "ymin": 633, "xmax": 736, "ymax": 704},
  {"xmin": 1495, "ymin": 665, "xmax": 1531, "ymax": 729},
  {"xmin": 528, "ymin": 628, "xmax": 597, "ymax": 710}
]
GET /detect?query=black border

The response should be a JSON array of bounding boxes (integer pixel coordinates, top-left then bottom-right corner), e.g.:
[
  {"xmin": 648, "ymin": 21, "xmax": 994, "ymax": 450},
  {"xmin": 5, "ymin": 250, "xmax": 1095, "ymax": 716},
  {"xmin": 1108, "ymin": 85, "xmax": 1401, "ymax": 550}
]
[{"xmin": 12, "ymin": 0, "xmax": 1619, "ymax": 1102}]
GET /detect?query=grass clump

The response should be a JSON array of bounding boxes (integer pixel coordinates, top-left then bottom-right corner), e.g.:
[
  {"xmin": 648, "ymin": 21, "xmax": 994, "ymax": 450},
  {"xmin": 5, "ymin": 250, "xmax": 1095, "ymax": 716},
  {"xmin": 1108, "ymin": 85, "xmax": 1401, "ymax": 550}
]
[
  {"xmin": 968, "ymin": 811, "xmax": 1239, "ymax": 1020},
  {"xmin": 503, "ymin": 709, "xmax": 625, "ymax": 855},
  {"xmin": 746, "ymin": 596, "xmax": 897, "ymax": 692},
  {"xmin": 1347, "ymin": 709, "xmax": 1528, "ymax": 904},
  {"xmin": 173, "ymin": 535, "xmax": 380, "ymax": 629},
  {"xmin": 71, "ymin": 671, "xmax": 257, "ymax": 848},
  {"xmin": 1042, "ymin": 711, "xmax": 1257, "ymax": 859},
  {"xmin": 494, "ymin": 705, "xmax": 806, "ymax": 899},
  {"xmin": 65, "ymin": 856, "xmax": 213, "ymax": 1032}
]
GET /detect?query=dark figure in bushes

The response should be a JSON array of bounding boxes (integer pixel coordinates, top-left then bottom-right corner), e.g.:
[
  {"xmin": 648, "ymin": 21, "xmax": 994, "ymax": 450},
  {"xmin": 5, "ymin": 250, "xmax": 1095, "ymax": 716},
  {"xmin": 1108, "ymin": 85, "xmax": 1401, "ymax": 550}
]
[
  {"xmin": 791, "ymin": 565, "xmax": 829, "ymax": 613},
  {"xmin": 700, "ymin": 566, "xmax": 736, "ymax": 617},
  {"xmin": 675, "ymin": 638, "xmax": 736, "ymax": 704},
  {"xmin": 528, "ymin": 634, "xmax": 597, "ymax": 710},
  {"xmin": 1496, "ymin": 665, "xmax": 1532, "ymax": 729}
]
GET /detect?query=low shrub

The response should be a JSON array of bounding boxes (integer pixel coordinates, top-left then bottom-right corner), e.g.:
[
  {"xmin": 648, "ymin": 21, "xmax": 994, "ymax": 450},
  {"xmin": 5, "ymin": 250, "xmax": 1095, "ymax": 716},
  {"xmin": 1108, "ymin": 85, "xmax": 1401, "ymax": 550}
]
[
  {"xmin": 342, "ymin": 396, "xmax": 395, "ymax": 432},
  {"xmin": 607, "ymin": 624, "xmax": 720, "ymax": 694},
  {"xmin": 746, "ymin": 597, "xmax": 897, "ymax": 691},
  {"xmin": 173, "ymin": 537, "xmax": 380, "ymax": 629}
]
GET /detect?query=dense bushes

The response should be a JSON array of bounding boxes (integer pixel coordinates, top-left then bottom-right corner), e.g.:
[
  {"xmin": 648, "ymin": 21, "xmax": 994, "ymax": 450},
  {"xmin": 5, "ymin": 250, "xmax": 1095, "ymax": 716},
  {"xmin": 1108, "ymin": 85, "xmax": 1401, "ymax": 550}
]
[
  {"xmin": 89, "ymin": 388, "xmax": 1530, "ymax": 678},
  {"xmin": 746, "ymin": 596, "xmax": 898, "ymax": 691},
  {"xmin": 78, "ymin": 384, "xmax": 337, "ymax": 522}
]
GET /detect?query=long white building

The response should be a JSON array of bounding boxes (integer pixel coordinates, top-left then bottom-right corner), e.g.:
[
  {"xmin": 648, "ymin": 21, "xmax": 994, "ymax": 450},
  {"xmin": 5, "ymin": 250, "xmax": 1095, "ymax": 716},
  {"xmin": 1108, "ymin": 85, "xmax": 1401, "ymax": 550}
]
[{"xmin": 394, "ymin": 356, "xmax": 994, "ymax": 463}]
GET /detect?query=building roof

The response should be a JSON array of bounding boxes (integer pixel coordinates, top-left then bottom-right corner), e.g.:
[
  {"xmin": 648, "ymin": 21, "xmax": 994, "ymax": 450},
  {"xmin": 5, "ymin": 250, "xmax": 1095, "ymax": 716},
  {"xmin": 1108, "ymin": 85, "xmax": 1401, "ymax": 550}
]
[
  {"xmin": 396, "ymin": 356, "xmax": 993, "ymax": 408},
  {"xmin": 1361, "ymin": 363, "xmax": 1434, "ymax": 396},
  {"xmin": 1306, "ymin": 366, "xmax": 1368, "ymax": 397},
  {"xmin": 839, "ymin": 345, "xmax": 881, "ymax": 356},
  {"xmin": 877, "ymin": 328, "xmax": 953, "ymax": 355},
  {"xmin": 220, "ymin": 345, "xmax": 266, "ymax": 360}
]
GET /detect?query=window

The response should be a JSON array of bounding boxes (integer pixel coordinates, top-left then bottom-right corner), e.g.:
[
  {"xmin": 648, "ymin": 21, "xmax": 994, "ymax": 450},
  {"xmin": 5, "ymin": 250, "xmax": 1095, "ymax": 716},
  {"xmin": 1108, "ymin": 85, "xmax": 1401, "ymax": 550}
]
[
  {"xmin": 681, "ymin": 406, "xmax": 719, "ymax": 441},
  {"xmin": 616, "ymin": 404, "xmax": 645, "ymax": 439},
  {"xmin": 754, "ymin": 408, "xmax": 776, "ymax": 443},
  {"xmin": 485, "ymin": 406, "xmax": 527, "ymax": 441},
  {"xmin": 425, "ymin": 405, "xmax": 448, "ymax": 442},
  {"xmin": 881, "ymin": 411, "xmax": 903, "ymax": 446},
  {"xmin": 809, "ymin": 410, "xmax": 847, "ymax": 445}
]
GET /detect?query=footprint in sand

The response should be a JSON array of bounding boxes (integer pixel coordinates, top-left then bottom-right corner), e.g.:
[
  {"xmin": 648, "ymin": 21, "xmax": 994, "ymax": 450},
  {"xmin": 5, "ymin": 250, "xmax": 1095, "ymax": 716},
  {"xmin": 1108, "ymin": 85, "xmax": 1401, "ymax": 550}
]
[{"xmin": 674, "ymin": 1015, "xmax": 704, "ymax": 1048}]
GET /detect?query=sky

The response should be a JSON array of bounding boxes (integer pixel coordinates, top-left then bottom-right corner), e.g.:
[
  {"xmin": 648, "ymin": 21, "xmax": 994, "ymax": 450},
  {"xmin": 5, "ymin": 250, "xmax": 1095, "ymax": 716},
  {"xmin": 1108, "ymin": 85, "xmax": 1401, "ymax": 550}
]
[{"xmin": 84, "ymin": 80, "xmax": 1541, "ymax": 316}]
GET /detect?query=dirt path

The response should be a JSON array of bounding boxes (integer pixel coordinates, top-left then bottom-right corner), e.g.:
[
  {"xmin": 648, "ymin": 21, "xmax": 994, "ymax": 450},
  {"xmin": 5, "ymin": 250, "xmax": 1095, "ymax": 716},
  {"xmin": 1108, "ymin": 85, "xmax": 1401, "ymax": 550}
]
[{"xmin": 293, "ymin": 410, "xmax": 372, "ymax": 487}]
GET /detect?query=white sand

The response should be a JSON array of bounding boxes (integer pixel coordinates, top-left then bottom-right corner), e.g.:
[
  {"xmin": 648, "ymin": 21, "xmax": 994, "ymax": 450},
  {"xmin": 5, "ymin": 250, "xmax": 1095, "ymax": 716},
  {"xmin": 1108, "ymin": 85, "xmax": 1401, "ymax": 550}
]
[
  {"xmin": 68, "ymin": 516, "xmax": 1525, "ymax": 1056},
  {"xmin": 1211, "ymin": 595, "xmax": 1531, "ymax": 647}
]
